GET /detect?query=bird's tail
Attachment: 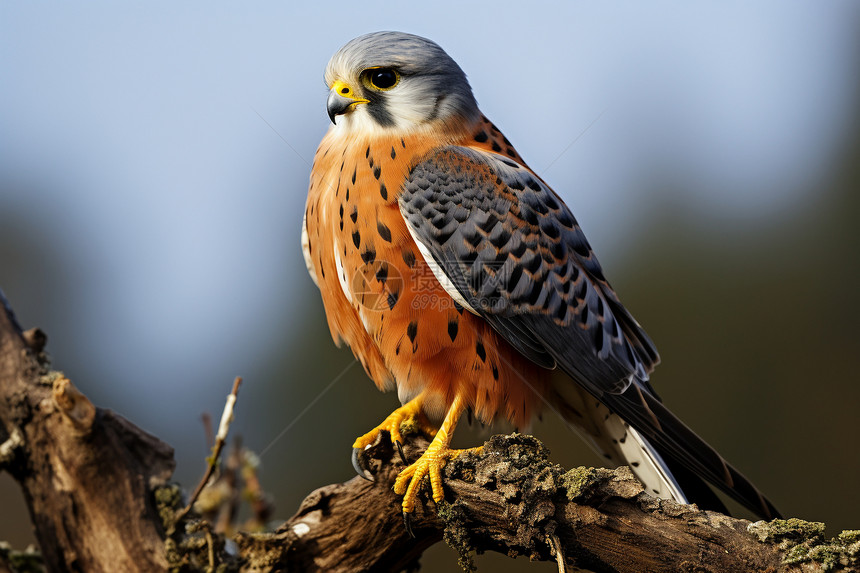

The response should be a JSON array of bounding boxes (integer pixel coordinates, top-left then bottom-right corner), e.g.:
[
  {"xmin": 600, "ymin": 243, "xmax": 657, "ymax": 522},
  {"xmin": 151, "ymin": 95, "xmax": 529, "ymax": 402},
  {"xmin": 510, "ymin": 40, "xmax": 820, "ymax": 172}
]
[{"xmin": 552, "ymin": 380, "xmax": 781, "ymax": 520}]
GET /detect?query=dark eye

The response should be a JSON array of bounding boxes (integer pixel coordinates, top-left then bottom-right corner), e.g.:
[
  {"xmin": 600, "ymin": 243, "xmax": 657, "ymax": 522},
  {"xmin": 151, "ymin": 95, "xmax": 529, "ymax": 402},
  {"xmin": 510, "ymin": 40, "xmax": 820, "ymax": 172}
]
[{"xmin": 368, "ymin": 68, "xmax": 399, "ymax": 90}]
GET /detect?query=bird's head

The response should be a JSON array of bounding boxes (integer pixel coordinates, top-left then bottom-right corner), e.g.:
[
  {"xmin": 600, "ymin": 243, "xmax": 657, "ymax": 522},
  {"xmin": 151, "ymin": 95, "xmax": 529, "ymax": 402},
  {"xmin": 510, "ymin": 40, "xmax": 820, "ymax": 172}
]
[{"xmin": 324, "ymin": 32, "xmax": 480, "ymax": 134}]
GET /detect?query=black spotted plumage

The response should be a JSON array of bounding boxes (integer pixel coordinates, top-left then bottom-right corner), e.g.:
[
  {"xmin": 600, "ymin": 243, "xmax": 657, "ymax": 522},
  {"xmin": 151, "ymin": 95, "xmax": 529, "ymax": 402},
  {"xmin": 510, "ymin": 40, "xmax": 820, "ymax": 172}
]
[
  {"xmin": 398, "ymin": 145, "xmax": 780, "ymax": 520},
  {"xmin": 400, "ymin": 146, "xmax": 656, "ymax": 393},
  {"xmin": 311, "ymin": 31, "xmax": 780, "ymax": 521}
]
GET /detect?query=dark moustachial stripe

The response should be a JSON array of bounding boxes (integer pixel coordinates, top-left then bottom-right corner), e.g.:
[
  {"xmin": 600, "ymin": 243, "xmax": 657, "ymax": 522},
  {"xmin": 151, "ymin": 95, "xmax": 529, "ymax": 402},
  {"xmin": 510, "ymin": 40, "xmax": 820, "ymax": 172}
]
[{"xmin": 366, "ymin": 93, "xmax": 395, "ymax": 127}]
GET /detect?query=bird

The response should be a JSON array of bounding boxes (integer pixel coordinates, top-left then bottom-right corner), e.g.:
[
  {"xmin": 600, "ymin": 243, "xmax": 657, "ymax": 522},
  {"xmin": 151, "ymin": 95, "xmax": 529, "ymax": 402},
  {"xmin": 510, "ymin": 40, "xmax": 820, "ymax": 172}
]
[{"xmin": 302, "ymin": 31, "xmax": 781, "ymax": 520}]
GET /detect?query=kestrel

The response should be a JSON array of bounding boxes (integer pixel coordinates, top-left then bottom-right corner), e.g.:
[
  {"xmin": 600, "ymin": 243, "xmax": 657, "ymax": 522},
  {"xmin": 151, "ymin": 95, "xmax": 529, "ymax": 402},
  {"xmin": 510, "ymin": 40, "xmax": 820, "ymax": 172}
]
[{"xmin": 302, "ymin": 31, "xmax": 780, "ymax": 519}]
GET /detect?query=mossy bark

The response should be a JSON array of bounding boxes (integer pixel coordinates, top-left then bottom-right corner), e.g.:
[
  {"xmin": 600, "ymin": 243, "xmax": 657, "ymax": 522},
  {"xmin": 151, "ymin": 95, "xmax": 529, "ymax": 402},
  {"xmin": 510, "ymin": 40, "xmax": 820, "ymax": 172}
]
[
  {"xmin": 0, "ymin": 294, "xmax": 175, "ymax": 572},
  {"xmin": 1, "ymin": 290, "xmax": 857, "ymax": 573}
]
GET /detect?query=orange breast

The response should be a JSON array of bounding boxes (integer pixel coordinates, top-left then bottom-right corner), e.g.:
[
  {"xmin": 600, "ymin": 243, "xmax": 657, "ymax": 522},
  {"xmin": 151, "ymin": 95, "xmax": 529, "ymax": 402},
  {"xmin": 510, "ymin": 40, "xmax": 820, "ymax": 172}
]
[{"xmin": 304, "ymin": 116, "xmax": 549, "ymax": 428}]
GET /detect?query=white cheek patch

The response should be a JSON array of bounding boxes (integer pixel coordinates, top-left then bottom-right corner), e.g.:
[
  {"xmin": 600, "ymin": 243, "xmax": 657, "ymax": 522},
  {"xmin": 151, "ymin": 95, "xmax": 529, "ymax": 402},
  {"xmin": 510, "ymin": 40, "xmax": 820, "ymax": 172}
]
[
  {"xmin": 331, "ymin": 108, "xmax": 390, "ymax": 137},
  {"xmin": 383, "ymin": 82, "xmax": 439, "ymax": 129}
]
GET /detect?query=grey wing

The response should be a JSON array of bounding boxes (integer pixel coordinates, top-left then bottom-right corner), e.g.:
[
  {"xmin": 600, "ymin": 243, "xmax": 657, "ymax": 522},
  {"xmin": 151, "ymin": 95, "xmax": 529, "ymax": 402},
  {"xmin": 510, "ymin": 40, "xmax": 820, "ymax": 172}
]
[
  {"xmin": 399, "ymin": 145, "xmax": 659, "ymax": 397},
  {"xmin": 399, "ymin": 145, "xmax": 781, "ymax": 520}
]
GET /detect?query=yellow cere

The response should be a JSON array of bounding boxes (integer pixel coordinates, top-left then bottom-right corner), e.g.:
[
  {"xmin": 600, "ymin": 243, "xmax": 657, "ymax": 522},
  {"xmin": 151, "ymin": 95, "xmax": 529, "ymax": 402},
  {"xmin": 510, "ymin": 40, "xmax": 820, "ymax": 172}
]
[{"xmin": 330, "ymin": 80, "xmax": 366, "ymax": 102}]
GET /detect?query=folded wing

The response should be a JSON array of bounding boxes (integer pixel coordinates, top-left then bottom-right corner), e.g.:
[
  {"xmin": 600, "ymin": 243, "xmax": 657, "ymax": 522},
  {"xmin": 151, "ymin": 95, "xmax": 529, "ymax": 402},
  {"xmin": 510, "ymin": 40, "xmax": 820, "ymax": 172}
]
[{"xmin": 399, "ymin": 145, "xmax": 780, "ymax": 519}]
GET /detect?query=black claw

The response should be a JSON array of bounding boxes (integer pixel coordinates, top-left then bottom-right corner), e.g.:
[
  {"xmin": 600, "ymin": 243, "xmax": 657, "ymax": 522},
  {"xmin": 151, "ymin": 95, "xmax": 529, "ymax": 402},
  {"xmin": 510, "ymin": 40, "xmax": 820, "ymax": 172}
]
[
  {"xmin": 351, "ymin": 447, "xmax": 374, "ymax": 481},
  {"xmin": 394, "ymin": 440, "xmax": 408, "ymax": 464},
  {"xmin": 402, "ymin": 511, "xmax": 415, "ymax": 538}
]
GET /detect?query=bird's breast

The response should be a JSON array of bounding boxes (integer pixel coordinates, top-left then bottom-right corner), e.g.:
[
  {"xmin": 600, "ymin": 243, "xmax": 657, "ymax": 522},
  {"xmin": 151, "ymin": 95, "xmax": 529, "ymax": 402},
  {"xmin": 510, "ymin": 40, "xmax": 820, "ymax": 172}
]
[
  {"xmin": 303, "ymin": 131, "xmax": 451, "ymax": 387},
  {"xmin": 303, "ymin": 123, "xmax": 549, "ymax": 427}
]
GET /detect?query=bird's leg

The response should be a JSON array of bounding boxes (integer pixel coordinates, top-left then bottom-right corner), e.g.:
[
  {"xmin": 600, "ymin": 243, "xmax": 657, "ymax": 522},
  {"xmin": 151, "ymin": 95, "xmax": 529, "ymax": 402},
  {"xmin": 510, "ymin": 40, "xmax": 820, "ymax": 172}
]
[
  {"xmin": 352, "ymin": 394, "xmax": 437, "ymax": 478},
  {"xmin": 394, "ymin": 394, "xmax": 482, "ymax": 513}
]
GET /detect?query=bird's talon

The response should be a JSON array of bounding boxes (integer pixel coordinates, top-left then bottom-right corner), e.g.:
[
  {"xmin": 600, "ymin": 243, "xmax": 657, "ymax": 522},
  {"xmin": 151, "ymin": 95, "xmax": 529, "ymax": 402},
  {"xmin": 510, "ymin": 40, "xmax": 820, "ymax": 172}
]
[
  {"xmin": 394, "ymin": 444, "xmax": 463, "ymax": 512},
  {"xmin": 395, "ymin": 440, "xmax": 407, "ymax": 464},
  {"xmin": 352, "ymin": 396, "xmax": 424, "ymax": 452},
  {"xmin": 402, "ymin": 510, "xmax": 415, "ymax": 538},
  {"xmin": 351, "ymin": 447, "xmax": 374, "ymax": 481}
]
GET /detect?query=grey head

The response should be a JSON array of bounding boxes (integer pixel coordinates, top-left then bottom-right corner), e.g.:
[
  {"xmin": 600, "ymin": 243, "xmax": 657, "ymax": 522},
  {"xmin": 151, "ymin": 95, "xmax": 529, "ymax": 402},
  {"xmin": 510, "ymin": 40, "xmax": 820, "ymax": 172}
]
[{"xmin": 324, "ymin": 32, "xmax": 480, "ymax": 133}]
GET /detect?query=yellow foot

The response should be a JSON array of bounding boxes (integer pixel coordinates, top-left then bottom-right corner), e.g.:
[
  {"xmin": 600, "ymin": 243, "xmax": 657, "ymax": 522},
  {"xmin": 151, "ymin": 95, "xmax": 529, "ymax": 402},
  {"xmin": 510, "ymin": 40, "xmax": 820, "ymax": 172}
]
[
  {"xmin": 352, "ymin": 395, "xmax": 434, "ymax": 451},
  {"xmin": 394, "ymin": 444, "xmax": 484, "ymax": 513}
]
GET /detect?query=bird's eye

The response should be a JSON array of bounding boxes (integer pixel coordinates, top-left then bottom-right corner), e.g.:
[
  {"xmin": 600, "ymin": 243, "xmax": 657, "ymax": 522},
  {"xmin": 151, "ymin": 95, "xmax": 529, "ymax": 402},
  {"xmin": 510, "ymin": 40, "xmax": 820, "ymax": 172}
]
[{"xmin": 366, "ymin": 68, "xmax": 399, "ymax": 90}]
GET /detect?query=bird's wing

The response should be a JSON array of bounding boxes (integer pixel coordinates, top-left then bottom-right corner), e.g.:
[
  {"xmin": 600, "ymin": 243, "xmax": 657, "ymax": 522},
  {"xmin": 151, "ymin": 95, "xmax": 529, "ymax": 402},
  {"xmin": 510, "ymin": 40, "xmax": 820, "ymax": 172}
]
[
  {"xmin": 400, "ymin": 145, "xmax": 658, "ymax": 395},
  {"xmin": 399, "ymin": 145, "xmax": 780, "ymax": 520}
]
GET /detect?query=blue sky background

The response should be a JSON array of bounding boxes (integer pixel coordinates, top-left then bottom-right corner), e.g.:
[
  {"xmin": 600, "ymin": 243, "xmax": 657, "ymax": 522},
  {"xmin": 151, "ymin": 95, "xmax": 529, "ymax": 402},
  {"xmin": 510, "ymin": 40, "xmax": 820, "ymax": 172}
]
[{"xmin": 2, "ymin": 2, "xmax": 859, "ymax": 569}]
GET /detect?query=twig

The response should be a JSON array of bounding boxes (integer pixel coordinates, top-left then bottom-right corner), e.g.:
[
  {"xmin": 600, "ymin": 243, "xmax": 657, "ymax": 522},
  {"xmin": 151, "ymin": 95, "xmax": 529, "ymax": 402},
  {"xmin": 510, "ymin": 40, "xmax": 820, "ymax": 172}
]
[
  {"xmin": 204, "ymin": 523, "xmax": 216, "ymax": 571},
  {"xmin": 547, "ymin": 532, "xmax": 566, "ymax": 573},
  {"xmin": 175, "ymin": 377, "xmax": 242, "ymax": 525}
]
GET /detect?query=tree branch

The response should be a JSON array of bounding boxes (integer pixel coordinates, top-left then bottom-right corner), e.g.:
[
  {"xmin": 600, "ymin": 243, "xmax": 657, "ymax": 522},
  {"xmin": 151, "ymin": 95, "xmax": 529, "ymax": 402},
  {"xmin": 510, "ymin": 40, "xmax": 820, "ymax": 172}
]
[
  {"xmin": 236, "ymin": 432, "xmax": 860, "ymax": 573},
  {"xmin": 0, "ymin": 292, "xmax": 175, "ymax": 572},
  {"xmin": 1, "ymin": 290, "xmax": 857, "ymax": 572}
]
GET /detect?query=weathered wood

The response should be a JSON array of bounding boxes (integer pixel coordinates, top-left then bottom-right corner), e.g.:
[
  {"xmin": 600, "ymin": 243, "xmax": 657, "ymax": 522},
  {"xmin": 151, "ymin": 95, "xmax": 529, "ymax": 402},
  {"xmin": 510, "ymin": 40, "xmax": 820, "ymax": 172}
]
[
  {"xmin": 236, "ymin": 436, "xmax": 442, "ymax": 573},
  {"xmin": 0, "ymin": 292, "xmax": 175, "ymax": 573},
  {"xmin": 238, "ymin": 432, "xmax": 859, "ymax": 573},
  {"xmin": 2, "ymin": 290, "xmax": 857, "ymax": 573}
]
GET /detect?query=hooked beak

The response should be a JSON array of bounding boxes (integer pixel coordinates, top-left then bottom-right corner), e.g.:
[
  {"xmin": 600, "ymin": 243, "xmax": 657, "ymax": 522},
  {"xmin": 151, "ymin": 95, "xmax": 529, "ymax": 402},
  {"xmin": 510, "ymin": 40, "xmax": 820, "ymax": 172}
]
[{"xmin": 327, "ymin": 81, "xmax": 368, "ymax": 125}]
